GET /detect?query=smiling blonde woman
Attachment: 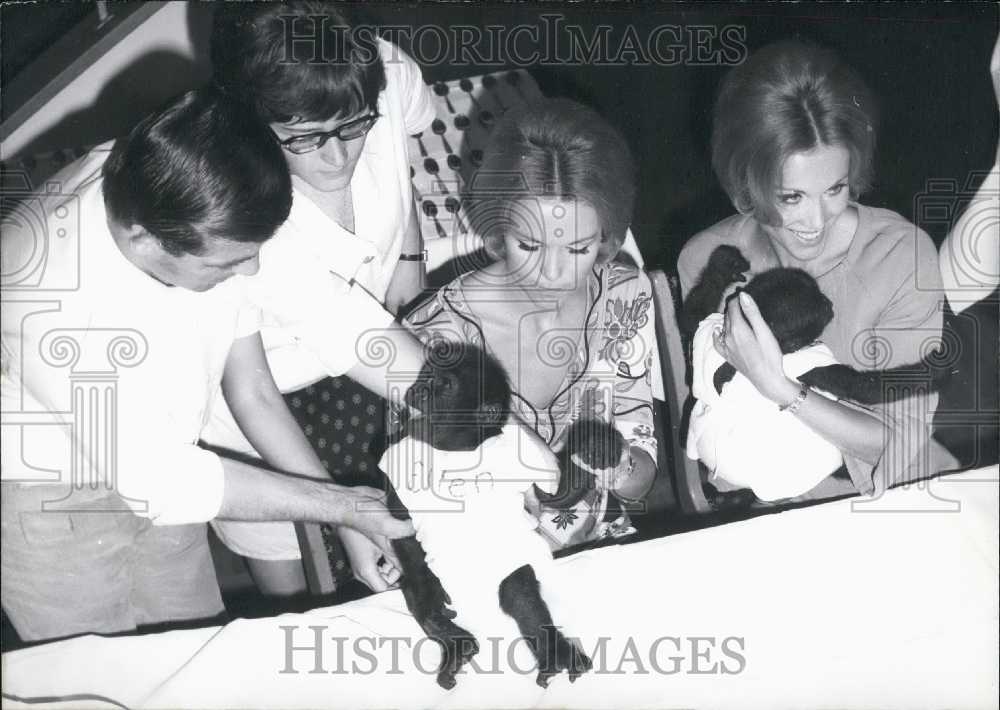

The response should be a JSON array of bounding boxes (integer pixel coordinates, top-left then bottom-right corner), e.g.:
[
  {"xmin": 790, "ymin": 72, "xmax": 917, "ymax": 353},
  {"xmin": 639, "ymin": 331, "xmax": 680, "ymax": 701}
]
[{"xmin": 678, "ymin": 40, "xmax": 945, "ymax": 500}]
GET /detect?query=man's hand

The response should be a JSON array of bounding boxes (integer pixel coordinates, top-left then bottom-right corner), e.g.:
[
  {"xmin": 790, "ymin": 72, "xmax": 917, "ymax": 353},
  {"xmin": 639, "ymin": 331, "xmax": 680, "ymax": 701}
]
[
  {"xmin": 338, "ymin": 526, "xmax": 402, "ymax": 592},
  {"xmin": 335, "ymin": 484, "xmax": 415, "ymax": 540}
]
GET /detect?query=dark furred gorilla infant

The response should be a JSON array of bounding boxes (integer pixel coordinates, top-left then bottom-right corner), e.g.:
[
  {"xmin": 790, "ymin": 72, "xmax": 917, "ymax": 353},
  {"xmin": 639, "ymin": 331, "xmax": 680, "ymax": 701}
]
[
  {"xmin": 378, "ymin": 343, "xmax": 594, "ymax": 690},
  {"xmin": 682, "ymin": 245, "xmax": 951, "ymax": 402},
  {"xmin": 533, "ymin": 418, "xmax": 626, "ymax": 514}
]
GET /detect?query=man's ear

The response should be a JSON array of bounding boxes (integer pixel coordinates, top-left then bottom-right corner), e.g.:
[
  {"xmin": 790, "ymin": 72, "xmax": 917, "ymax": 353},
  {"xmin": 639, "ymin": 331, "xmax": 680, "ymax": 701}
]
[{"xmin": 120, "ymin": 223, "xmax": 161, "ymax": 257}]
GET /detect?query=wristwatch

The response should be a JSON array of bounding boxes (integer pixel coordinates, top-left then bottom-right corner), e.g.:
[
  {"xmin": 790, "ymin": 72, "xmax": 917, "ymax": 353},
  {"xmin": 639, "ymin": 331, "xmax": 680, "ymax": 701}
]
[{"xmin": 398, "ymin": 250, "xmax": 428, "ymax": 262}]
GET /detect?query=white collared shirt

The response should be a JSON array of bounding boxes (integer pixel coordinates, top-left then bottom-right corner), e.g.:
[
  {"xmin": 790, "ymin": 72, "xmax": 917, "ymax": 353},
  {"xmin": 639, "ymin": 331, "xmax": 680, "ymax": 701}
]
[
  {"xmin": 277, "ymin": 39, "xmax": 436, "ymax": 301},
  {"xmin": 1, "ymin": 177, "xmax": 257, "ymax": 524},
  {"xmin": 199, "ymin": 40, "xmax": 434, "ymax": 456}
]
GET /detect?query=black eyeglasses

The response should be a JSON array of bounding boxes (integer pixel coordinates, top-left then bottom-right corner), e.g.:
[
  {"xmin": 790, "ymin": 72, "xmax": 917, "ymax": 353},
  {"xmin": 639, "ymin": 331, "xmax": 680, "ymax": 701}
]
[{"xmin": 274, "ymin": 112, "xmax": 380, "ymax": 154}]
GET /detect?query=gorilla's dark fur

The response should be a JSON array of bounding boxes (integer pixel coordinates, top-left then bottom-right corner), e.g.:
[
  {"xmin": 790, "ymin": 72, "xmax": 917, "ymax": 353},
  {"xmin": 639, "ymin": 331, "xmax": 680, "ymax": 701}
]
[
  {"xmin": 682, "ymin": 245, "xmax": 951, "ymax": 403},
  {"xmin": 381, "ymin": 343, "xmax": 593, "ymax": 689}
]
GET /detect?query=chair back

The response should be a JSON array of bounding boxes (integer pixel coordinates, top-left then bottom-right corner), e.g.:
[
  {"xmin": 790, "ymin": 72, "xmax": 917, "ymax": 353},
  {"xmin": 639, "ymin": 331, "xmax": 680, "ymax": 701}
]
[{"xmin": 648, "ymin": 270, "xmax": 712, "ymax": 515}]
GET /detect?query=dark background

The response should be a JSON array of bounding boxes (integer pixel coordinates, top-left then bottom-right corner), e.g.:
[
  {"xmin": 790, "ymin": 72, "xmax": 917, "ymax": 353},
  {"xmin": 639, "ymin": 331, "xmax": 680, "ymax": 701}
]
[
  {"xmin": 360, "ymin": 2, "xmax": 998, "ymax": 270},
  {"xmin": 3, "ymin": 3, "xmax": 996, "ymax": 268},
  {"xmin": 1, "ymin": 2, "xmax": 94, "ymax": 85}
]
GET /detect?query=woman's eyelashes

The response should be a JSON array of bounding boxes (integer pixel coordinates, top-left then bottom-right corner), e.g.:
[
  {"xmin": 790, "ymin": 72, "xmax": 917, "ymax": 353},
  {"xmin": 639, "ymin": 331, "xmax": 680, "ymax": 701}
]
[
  {"xmin": 777, "ymin": 182, "xmax": 848, "ymax": 206},
  {"xmin": 516, "ymin": 240, "xmax": 592, "ymax": 255}
]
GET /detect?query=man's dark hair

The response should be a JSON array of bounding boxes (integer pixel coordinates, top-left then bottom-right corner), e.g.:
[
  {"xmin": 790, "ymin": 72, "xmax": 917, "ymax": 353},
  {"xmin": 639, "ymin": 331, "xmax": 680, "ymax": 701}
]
[
  {"xmin": 102, "ymin": 86, "xmax": 292, "ymax": 256},
  {"xmin": 210, "ymin": 1, "xmax": 386, "ymax": 125}
]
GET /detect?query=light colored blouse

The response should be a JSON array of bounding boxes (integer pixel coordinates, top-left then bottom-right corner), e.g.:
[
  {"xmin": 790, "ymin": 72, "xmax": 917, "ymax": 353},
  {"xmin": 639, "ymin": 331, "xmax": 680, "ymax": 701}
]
[
  {"xmin": 678, "ymin": 203, "xmax": 945, "ymax": 496},
  {"xmin": 404, "ymin": 260, "xmax": 658, "ymax": 549}
]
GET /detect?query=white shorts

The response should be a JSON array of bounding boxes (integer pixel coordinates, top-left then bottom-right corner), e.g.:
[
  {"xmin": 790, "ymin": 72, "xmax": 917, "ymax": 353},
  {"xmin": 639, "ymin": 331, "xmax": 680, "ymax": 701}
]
[
  {"xmin": 203, "ymin": 386, "xmax": 306, "ymax": 561},
  {"xmin": 210, "ymin": 520, "xmax": 302, "ymax": 561}
]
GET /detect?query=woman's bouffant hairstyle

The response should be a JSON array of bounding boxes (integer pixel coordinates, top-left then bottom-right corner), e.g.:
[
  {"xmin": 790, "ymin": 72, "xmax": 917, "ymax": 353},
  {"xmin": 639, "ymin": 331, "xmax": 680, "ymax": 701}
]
[
  {"xmin": 711, "ymin": 40, "xmax": 878, "ymax": 226},
  {"xmin": 102, "ymin": 87, "xmax": 292, "ymax": 256},
  {"xmin": 210, "ymin": 1, "xmax": 386, "ymax": 125},
  {"xmin": 468, "ymin": 98, "xmax": 636, "ymax": 264}
]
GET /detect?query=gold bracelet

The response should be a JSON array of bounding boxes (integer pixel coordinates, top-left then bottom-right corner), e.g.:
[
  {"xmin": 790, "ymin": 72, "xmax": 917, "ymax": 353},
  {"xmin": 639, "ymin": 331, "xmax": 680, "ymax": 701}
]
[{"xmin": 778, "ymin": 385, "xmax": 809, "ymax": 414}]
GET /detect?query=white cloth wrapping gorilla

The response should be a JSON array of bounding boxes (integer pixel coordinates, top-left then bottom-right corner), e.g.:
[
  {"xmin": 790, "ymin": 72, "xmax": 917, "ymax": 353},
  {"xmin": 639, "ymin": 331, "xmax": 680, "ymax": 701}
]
[
  {"xmin": 686, "ymin": 314, "xmax": 845, "ymax": 502},
  {"xmin": 379, "ymin": 424, "xmax": 559, "ymax": 637}
]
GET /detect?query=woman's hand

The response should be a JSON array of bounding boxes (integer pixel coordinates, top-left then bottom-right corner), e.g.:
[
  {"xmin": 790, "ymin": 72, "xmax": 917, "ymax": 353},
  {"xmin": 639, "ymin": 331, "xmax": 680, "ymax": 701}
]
[
  {"xmin": 338, "ymin": 526, "xmax": 402, "ymax": 593},
  {"xmin": 713, "ymin": 291, "xmax": 799, "ymax": 405},
  {"xmin": 585, "ymin": 443, "xmax": 655, "ymax": 501},
  {"xmin": 613, "ymin": 446, "xmax": 656, "ymax": 501}
]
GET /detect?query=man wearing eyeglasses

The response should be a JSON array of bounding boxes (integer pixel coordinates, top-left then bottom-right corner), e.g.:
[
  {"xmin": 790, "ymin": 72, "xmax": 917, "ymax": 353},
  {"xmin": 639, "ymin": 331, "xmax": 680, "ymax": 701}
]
[
  {"xmin": 212, "ymin": 3, "xmax": 434, "ymax": 312},
  {"xmin": 202, "ymin": 2, "xmax": 439, "ymax": 597}
]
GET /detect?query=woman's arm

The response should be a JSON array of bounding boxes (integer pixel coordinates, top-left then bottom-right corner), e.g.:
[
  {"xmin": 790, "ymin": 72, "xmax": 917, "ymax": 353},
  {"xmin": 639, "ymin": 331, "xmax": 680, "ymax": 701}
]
[
  {"xmin": 384, "ymin": 196, "xmax": 426, "ymax": 315},
  {"xmin": 221, "ymin": 332, "xmax": 331, "ymax": 479},
  {"xmin": 717, "ymin": 291, "xmax": 884, "ymax": 464},
  {"xmin": 609, "ymin": 270, "xmax": 660, "ymax": 501},
  {"xmin": 384, "ymin": 40, "xmax": 435, "ymax": 314},
  {"xmin": 224, "ymin": 325, "xmax": 419, "ymax": 590},
  {"xmin": 345, "ymin": 319, "xmax": 426, "ymax": 407},
  {"xmin": 220, "ymin": 333, "xmax": 412, "ymax": 553}
]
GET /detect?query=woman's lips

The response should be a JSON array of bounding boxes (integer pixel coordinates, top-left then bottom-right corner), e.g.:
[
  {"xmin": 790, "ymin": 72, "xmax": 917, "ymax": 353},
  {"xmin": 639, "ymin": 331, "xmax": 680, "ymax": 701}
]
[{"xmin": 790, "ymin": 228, "xmax": 822, "ymax": 242}]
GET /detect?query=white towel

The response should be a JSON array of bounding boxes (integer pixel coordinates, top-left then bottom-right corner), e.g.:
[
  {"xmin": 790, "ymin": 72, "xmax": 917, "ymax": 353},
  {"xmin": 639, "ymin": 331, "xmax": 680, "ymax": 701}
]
[{"xmin": 686, "ymin": 314, "xmax": 845, "ymax": 501}]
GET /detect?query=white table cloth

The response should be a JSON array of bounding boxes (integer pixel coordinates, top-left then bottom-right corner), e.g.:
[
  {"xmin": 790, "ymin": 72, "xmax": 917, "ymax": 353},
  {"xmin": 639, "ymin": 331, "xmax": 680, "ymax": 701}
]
[{"xmin": 3, "ymin": 467, "xmax": 997, "ymax": 710}]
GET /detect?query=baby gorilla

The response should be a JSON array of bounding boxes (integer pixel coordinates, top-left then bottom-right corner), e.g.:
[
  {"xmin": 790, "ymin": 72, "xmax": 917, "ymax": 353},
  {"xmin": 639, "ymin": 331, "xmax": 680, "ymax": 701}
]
[
  {"xmin": 379, "ymin": 343, "xmax": 592, "ymax": 689},
  {"xmin": 532, "ymin": 418, "xmax": 627, "ymax": 513},
  {"xmin": 682, "ymin": 245, "xmax": 950, "ymax": 403}
]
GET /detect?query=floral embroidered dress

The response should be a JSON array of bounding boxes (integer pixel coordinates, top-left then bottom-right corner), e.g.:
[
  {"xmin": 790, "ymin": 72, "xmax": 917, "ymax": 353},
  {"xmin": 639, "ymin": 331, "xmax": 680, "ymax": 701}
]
[{"xmin": 404, "ymin": 259, "xmax": 658, "ymax": 550}]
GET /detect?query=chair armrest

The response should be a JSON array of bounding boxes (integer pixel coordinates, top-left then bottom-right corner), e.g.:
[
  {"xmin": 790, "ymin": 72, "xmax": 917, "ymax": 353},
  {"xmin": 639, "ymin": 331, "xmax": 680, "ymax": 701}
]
[
  {"xmin": 648, "ymin": 270, "xmax": 712, "ymax": 515},
  {"xmin": 294, "ymin": 522, "xmax": 336, "ymax": 596}
]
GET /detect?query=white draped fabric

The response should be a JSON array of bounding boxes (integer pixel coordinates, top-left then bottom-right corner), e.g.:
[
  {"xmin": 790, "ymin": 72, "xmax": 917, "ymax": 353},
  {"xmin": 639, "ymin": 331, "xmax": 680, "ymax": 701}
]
[{"xmin": 3, "ymin": 468, "xmax": 996, "ymax": 710}]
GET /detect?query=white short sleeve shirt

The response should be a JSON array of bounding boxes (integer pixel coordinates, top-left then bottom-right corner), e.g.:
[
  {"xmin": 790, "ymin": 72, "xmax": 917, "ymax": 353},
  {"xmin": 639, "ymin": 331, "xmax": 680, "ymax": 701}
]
[{"xmin": 1, "ymin": 175, "xmax": 257, "ymax": 525}]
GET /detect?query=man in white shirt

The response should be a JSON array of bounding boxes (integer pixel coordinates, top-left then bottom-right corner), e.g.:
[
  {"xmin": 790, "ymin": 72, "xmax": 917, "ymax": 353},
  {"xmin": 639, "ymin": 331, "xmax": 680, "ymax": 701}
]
[{"xmin": 0, "ymin": 87, "xmax": 414, "ymax": 642}]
